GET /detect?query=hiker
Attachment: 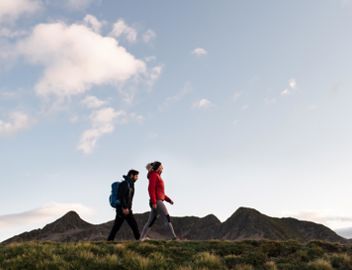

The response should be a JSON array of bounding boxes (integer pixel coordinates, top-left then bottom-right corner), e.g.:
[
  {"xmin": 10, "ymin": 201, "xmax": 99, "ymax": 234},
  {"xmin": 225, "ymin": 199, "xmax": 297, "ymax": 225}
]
[
  {"xmin": 107, "ymin": 169, "xmax": 140, "ymax": 241},
  {"xmin": 140, "ymin": 161, "xmax": 177, "ymax": 240}
]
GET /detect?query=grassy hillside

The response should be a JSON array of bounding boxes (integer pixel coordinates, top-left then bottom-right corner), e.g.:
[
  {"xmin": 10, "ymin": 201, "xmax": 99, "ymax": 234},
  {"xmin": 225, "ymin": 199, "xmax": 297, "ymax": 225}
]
[{"xmin": 1, "ymin": 240, "xmax": 352, "ymax": 270}]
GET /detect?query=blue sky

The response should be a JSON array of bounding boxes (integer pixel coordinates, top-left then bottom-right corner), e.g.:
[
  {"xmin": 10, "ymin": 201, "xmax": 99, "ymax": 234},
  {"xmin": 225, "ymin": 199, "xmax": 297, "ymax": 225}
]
[{"xmin": 1, "ymin": 0, "xmax": 352, "ymax": 241}]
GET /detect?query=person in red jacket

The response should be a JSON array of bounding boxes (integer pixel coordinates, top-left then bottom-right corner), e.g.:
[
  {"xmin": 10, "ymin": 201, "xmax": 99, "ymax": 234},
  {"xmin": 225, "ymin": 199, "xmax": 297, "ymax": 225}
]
[{"xmin": 140, "ymin": 161, "xmax": 177, "ymax": 240}]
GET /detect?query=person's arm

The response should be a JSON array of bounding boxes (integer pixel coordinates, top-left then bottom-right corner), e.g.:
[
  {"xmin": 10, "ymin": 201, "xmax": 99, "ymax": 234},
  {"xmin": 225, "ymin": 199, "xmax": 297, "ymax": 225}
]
[
  {"xmin": 164, "ymin": 195, "xmax": 174, "ymax": 204},
  {"xmin": 148, "ymin": 174, "xmax": 157, "ymax": 207}
]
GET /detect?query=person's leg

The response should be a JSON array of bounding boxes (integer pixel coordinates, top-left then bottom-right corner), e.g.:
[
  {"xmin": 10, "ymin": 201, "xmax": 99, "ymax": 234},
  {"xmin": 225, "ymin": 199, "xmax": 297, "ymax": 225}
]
[
  {"xmin": 157, "ymin": 200, "xmax": 177, "ymax": 239},
  {"xmin": 125, "ymin": 212, "xmax": 140, "ymax": 240},
  {"xmin": 140, "ymin": 208, "xmax": 158, "ymax": 239},
  {"xmin": 107, "ymin": 211, "xmax": 125, "ymax": 241}
]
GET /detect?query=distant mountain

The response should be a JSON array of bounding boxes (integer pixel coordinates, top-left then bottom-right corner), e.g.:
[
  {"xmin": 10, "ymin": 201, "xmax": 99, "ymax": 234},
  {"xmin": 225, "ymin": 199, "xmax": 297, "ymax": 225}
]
[
  {"xmin": 220, "ymin": 207, "xmax": 345, "ymax": 242},
  {"xmin": 3, "ymin": 207, "xmax": 346, "ymax": 243}
]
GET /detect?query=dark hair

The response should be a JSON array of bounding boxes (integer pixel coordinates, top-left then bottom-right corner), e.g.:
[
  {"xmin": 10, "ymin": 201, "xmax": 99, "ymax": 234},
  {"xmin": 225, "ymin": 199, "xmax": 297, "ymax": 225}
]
[
  {"xmin": 127, "ymin": 169, "xmax": 139, "ymax": 177},
  {"xmin": 152, "ymin": 161, "xmax": 162, "ymax": 171}
]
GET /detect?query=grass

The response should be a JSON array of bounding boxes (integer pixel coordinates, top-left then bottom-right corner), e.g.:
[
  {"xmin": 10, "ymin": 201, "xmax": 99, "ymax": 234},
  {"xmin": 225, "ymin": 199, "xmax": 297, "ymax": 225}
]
[{"xmin": 1, "ymin": 240, "xmax": 352, "ymax": 270}]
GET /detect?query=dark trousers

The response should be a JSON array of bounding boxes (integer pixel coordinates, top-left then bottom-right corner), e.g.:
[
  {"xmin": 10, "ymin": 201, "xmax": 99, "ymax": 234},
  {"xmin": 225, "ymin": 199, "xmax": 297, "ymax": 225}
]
[{"xmin": 107, "ymin": 209, "xmax": 140, "ymax": 240}]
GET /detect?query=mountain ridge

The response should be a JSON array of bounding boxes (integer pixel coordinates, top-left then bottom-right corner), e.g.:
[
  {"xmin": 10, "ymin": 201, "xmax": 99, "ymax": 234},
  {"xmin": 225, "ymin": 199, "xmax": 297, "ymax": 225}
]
[{"xmin": 3, "ymin": 207, "xmax": 347, "ymax": 243}]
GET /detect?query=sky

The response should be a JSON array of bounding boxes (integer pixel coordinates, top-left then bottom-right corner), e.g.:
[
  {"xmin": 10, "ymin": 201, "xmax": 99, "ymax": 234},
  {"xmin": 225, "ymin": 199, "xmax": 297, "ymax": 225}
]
[{"xmin": 1, "ymin": 0, "xmax": 352, "ymax": 241}]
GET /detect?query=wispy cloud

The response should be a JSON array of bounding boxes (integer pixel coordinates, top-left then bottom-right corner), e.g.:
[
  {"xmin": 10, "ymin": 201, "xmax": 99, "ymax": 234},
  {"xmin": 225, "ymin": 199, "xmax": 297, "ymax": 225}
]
[
  {"xmin": 81, "ymin": 95, "xmax": 107, "ymax": 109},
  {"xmin": 0, "ymin": 27, "xmax": 28, "ymax": 39},
  {"xmin": 0, "ymin": 202, "xmax": 93, "ymax": 241},
  {"xmin": 282, "ymin": 210, "xmax": 352, "ymax": 230},
  {"xmin": 78, "ymin": 107, "xmax": 120, "ymax": 154},
  {"xmin": 0, "ymin": 202, "xmax": 93, "ymax": 228},
  {"xmin": 116, "ymin": 64, "xmax": 163, "ymax": 104},
  {"xmin": 0, "ymin": 111, "xmax": 33, "ymax": 136},
  {"xmin": 280, "ymin": 89, "xmax": 290, "ymax": 96},
  {"xmin": 77, "ymin": 107, "xmax": 144, "ymax": 154},
  {"xmin": 145, "ymin": 65, "xmax": 163, "ymax": 87},
  {"xmin": 192, "ymin": 47, "xmax": 208, "ymax": 57},
  {"xmin": 110, "ymin": 19, "xmax": 138, "ymax": 43},
  {"xmin": 143, "ymin": 29, "xmax": 156, "ymax": 43},
  {"xmin": 83, "ymin": 14, "xmax": 103, "ymax": 33},
  {"xmin": 192, "ymin": 98, "xmax": 214, "ymax": 109},
  {"xmin": 288, "ymin": 78, "xmax": 296, "ymax": 89},
  {"xmin": 159, "ymin": 82, "xmax": 192, "ymax": 111},
  {"xmin": 17, "ymin": 21, "xmax": 146, "ymax": 99},
  {"xmin": 281, "ymin": 78, "xmax": 297, "ymax": 96},
  {"xmin": 0, "ymin": 0, "xmax": 43, "ymax": 23}
]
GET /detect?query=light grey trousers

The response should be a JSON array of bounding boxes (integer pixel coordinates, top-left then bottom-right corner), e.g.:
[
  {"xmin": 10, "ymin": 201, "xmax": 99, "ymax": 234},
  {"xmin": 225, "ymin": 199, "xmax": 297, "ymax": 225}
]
[{"xmin": 140, "ymin": 200, "xmax": 176, "ymax": 239}]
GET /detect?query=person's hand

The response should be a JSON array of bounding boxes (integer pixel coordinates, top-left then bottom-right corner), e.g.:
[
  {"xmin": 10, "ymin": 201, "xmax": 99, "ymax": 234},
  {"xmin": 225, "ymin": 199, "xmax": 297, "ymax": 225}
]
[
  {"xmin": 122, "ymin": 208, "xmax": 129, "ymax": 215},
  {"xmin": 152, "ymin": 204, "xmax": 157, "ymax": 209},
  {"xmin": 169, "ymin": 200, "xmax": 174, "ymax": 205}
]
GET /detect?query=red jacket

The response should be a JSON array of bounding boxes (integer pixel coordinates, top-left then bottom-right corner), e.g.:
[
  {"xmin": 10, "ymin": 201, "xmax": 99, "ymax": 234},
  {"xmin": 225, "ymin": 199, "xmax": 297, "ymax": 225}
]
[{"xmin": 148, "ymin": 171, "xmax": 172, "ymax": 205}]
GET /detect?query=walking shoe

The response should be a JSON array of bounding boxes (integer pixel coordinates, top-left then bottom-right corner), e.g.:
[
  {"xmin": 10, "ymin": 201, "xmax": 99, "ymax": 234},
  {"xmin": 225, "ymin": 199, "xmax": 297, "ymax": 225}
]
[{"xmin": 140, "ymin": 237, "xmax": 150, "ymax": 242}]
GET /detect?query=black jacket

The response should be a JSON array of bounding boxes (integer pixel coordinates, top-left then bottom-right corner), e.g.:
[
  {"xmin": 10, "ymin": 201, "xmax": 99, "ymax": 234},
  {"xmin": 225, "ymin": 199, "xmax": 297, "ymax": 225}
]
[{"xmin": 118, "ymin": 176, "xmax": 135, "ymax": 210}]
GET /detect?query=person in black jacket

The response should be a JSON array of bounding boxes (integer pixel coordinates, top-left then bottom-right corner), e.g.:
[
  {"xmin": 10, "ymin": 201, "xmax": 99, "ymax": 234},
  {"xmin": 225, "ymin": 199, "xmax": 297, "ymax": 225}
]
[{"xmin": 107, "ymin": 169, "xmax": 140, "ymax": 241}]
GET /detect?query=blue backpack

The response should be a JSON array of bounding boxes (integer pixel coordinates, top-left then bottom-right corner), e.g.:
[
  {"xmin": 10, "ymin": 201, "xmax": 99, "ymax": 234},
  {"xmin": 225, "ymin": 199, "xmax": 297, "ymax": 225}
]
[
  {"xmin": 109, "ymin": 181, "xmax": 121, "ymax": 208},
  {"xmin": 109, "ymin": 179, "xmax": 132, "ymax": 208}
]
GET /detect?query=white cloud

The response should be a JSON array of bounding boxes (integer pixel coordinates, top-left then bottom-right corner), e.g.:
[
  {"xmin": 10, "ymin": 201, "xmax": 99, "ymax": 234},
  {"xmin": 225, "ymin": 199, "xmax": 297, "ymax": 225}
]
[
  {"xmin": 110, "ymin": 19, "xmax": 137, "ymax": 43},
  {"xmin": 77, "ymin": 107, "xmax": 143, "ymax": 154},
  {"xmin": 83, "ymin": 14, "xmax": 102, "ymax": 33},
  {"xmin": 0, "ymin": 0, "xmax": 42, "ymax": 23},
  {"xmin": 81, "ymin": 95, "xmax": 107, "ymax": 109},
  {"xmin": 0, "ymin": 202, "xmax": 93, "ymax": 241},
  {"xmin": 282, "ymin": 209, "xmax": 352, "ymax": 230},
  {"xmin": 281, "ymin": 88, "xmax": 290, "ymax": 96},
  {"xmin": 78, "ymin": 107, "xmax": 120, "ymax": 154},
  {"xmin": 117, "ymin": 61, "xmax": 162, "ymax": 102},
  {"xmin": 0, "ymin": 202, "xmax": 93, "ymax": 228},
  {"xmin": 62, "ymin": 0, "xmax": 93, "ymax": 10},
  {"xmin": 288, "ymin": 78, "xmax": 297, "ymax": 89},
  {"xmin": 121, "ymin": 112, "xmax": 144, "ymax": 124},
  {"xmin": 192, "ymin": 98, "xmax": 214, "ymax": 109},
  {"xmin": 280, "ymin": 78, "xmax": 297, "ymax": 97},
  {"xmin": 192, "ymin": 47, "xmax": 208, "ymax": 57},
  {"xmin": 17, "ymin": 21, "xmax": 146, "ymax": 98},
  {"xmin": 117, "ymin": 88, "xmax": 137, "ymax": 104},
  {"xmin": 143, "ymin": 29, "xmax": 156, "ymax": 43},
  {"xmin": 0, "ymin": 111, "xmax": 32, "ymax": 136},
  {"xmin": 146, "ymin": 65, "xmax": 163, "ymax": 87}
]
